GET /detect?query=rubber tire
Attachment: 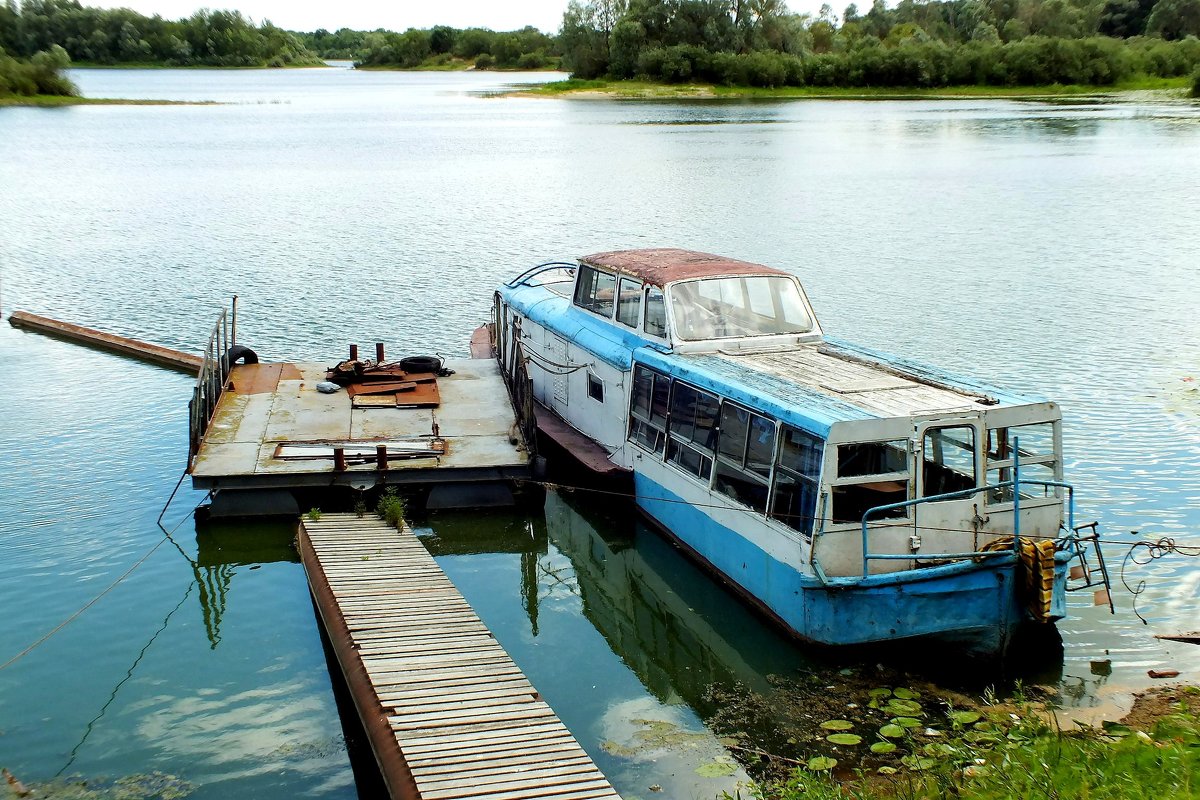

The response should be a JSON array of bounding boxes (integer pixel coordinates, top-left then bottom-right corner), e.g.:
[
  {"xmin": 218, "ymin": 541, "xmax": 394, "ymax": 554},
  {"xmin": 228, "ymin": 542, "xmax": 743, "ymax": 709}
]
[
  {"xmin": 226, "ymin": 344, "xmax": 259, "ymax": 365},
  {"xmin": 400, "ymin": 355, "xmax": 442, "ymax": 373}
]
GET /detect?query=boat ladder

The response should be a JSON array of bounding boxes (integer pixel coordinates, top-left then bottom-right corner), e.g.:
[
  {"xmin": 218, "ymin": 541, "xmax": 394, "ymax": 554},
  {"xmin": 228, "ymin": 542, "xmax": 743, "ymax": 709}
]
[{"xmin": 1065, "ymin": 522, "xmax": 1115, "ymax": 613}]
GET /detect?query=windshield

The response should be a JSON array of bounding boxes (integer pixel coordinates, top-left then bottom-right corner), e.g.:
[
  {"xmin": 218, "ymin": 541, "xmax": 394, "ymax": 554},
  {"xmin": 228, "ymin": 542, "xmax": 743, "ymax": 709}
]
[{"xmin": 669, "ymin": 276, "xmax": 813, "ymax": 341}]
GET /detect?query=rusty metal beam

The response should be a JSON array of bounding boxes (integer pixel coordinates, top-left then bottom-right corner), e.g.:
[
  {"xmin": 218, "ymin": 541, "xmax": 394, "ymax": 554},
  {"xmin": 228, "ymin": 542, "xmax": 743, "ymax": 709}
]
[
  {"xmin": 7, "ymin": 310, "xmax": 203, "ymax": 374},
  {"xmin": 297, "ymin": 525, "xmax": 421, "ymax": 800}
]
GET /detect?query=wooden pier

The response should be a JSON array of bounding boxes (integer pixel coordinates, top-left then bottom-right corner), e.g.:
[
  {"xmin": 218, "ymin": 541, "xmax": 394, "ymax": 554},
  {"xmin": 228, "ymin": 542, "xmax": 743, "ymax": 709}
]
[{"xmin": 299, "ymin": 513, "xmax": 620, "ymax": 800}]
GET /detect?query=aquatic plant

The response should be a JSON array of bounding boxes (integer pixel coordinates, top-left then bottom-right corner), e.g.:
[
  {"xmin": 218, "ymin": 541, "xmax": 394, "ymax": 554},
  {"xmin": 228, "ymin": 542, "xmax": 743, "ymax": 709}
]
[
  {"xmin": 306, "ymin": 507, "xmax": 322, "ymax": 521},
  {"xmin": 376, "ymin": 488, "xmax": 406, "ymax": 529}
]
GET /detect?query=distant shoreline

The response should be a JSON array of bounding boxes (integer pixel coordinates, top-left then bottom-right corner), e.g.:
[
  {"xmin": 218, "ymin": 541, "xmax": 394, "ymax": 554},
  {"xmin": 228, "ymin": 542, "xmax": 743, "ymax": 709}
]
[
  {"xmin": 511, "ymin": 76, "xmax": 1193, "ymax": 101},
  {"xmin": 0, "ymin": 95, "xmax": 218, "ymax": 107}
]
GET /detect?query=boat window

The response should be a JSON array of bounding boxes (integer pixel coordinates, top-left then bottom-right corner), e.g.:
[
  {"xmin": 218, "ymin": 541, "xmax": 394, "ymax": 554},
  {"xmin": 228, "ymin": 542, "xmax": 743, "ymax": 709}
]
[
  {"xmin": 769, "ymin": 425, "xmax": 823, "ymax": 536},
  {"xmin": 831, "ymin": 439, "xmax": 910, "ymax": 524},
  {"xmin": 714, "ymin": 403, "xmax": 776, "ymax": 513},
  {"xmin": 838, "ymin": 440, "xmax": 908, "ymax": 478},
  {"xmin": 922, "ymin": 426, "xmax": 976, "ymax": 497},
  {"xmin": 574, "ymin": 265, "xmax": 618, "ymax": 318},
  {"xmin": 670, "ymin": 276, "xmax": 812, "ymax": 341},
  {"xmin": 587, "ymin": 373, "xmax": 604, "ymax": 403},
  {"xmin": 985, "ymin": 422, "xmax": 1058, "ymax": 504},
  {"xmin": 629, "ymin": 365, "xmax": 669, "ymax": 455},
  {"xmin": 666, "ymin": 382, "xmax": 719, "ymax": 480},
  {"xmin": 615, "ymin": 278, "xmax": 643, "ymax": 328},
  {"xmin": 644, "ymin": 287, "xmax": 667, "ymax": 337}
]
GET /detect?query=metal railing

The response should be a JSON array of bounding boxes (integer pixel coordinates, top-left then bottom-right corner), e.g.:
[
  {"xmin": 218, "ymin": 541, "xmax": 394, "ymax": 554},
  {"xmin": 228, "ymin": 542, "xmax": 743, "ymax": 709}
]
[
  {"xmin": 854, "ymin": 438, "xmax": 1077, "ymax": 578},
  {"xmin": 188, "ymin": 298, "xmax": 237, "ymax": 462},
  {"xmin": 505, "ymin": 261, "xmax": 576, "ymax": 288}
]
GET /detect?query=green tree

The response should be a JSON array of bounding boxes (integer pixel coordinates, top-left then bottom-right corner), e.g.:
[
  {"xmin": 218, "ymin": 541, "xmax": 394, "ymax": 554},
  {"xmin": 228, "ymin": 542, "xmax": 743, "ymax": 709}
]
[{"xmin": 1146, "ymin": 0, "xmax": 1200, "ymax": 38}]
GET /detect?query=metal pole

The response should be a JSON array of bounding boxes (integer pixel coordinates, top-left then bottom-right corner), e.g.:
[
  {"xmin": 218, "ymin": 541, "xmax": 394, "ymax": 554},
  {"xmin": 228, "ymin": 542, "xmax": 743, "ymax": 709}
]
[
  {"xmin": 231, "ymin": 295, "xmax": 238, "ymax": 348},
  {"xmin": 1012, "ymin": 435, "xmax": 1021, "ymax": 550}
]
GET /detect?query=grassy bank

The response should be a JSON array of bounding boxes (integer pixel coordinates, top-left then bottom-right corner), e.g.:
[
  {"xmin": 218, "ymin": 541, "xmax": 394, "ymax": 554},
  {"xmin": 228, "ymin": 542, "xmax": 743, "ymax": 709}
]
[
  {"xmin": 0, "ymin": 94, "xmax": 216, "ymax": 107},
  {"xmin": 704, "ymin": 676, "xmax": 1200, "ymax": 800},
  {"xmin": 519, "ymin": 75, "xmax": 1193, "ymax": 100}
]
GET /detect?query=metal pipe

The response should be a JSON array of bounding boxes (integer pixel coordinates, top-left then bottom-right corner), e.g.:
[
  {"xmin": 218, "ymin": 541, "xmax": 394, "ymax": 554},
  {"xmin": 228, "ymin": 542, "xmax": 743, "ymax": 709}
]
[
  {"xmin": 334, "ymin": 448, "xmax": 347, "ymax": 472},
  {"xmin": 1012, "ymin": 435, "xmax": 1021, "ymax": 549},
  {"xmin": 376, "ymin": 445, "xmax": 388, "ymax": 471},
  {"xmin": 376, "ymin": 342, "xmax": 385, "ymax": 363},
  {"xmin": 231, "ymin": 295, "xmax": 238, "ymax": 348},
  {"xmin": 350, "ymin": 344, "xmax": 358, "ymax": 361}
]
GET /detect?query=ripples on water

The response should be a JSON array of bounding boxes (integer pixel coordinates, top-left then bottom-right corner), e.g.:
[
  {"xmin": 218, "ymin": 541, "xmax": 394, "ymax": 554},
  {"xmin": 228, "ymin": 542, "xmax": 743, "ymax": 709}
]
[{"xmin": 0, "ymin": 67, "xmax": 1197, "ymax": 797}]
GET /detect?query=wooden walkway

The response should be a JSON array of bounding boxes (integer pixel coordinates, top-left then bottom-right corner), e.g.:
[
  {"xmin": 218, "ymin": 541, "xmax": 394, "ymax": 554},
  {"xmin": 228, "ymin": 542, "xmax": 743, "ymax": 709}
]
[{"xmin": 298, "ymin": 513, "xmax": 620, "ymax": 800}]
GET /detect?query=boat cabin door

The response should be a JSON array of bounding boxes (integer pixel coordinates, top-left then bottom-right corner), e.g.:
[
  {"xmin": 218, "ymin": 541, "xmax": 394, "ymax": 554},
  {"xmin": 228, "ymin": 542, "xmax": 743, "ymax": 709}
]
[{"xmin": 912, "ymin": 413, "xmax": 984, "ymax": 556}]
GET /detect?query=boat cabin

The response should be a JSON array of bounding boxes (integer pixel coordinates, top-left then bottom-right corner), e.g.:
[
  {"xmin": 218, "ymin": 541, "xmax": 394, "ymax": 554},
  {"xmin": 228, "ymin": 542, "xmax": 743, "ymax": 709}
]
[{"xmin": 496, "ymin": 249, "xmax": 1066, "ymax": 582}]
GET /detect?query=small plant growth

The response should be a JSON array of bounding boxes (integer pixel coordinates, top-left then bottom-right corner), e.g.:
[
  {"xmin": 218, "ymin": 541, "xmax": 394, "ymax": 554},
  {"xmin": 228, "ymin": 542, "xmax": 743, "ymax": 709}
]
[
  {"xmin": 376, "ymin": 488, "xmax": 406, "ymax": 529},
  {"xmin": 306, "ymin": 507, "xmax": 322, "ymax": 521}
]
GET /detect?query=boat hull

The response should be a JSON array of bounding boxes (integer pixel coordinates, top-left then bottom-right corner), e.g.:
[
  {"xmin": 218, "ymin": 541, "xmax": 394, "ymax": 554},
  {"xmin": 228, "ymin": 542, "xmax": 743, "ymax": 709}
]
[{"xmin": 632, "ymin": 471, "xmax": 1067, "ymax": 657}]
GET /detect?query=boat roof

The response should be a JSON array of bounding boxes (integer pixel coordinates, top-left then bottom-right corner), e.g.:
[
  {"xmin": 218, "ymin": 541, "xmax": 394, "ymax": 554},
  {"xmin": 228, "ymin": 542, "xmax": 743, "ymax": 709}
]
[{"xmin": 581, "ymin": 248, "xmax": 789, "ymax": 287}]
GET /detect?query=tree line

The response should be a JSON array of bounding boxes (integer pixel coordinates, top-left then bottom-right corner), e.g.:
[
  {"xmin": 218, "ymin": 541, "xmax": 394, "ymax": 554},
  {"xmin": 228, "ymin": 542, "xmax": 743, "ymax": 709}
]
[
  {"xmin": 299, "ymin": 26, "xmax": 560, "ymax": 70},
  {"xmin": 559, "ymin": 0, "xmax": 1200, "ymax": 87},
  {"xmin": 0, "ymin": 0, "xmax": 321, "ymax": 66}
]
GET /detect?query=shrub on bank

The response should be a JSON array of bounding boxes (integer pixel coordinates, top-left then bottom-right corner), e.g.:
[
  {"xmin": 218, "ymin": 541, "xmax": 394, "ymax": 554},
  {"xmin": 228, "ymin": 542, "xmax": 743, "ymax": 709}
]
[{"xmin": 0, "ymin": 45, "xmax": 78, "ymax": 97}]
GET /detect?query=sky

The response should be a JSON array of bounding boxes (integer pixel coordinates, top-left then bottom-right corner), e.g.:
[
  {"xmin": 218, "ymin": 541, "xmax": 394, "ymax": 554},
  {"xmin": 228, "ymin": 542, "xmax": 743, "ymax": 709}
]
[{"xmin": 82, "ymin": 0, "xmax": 832, "ymax": 34}]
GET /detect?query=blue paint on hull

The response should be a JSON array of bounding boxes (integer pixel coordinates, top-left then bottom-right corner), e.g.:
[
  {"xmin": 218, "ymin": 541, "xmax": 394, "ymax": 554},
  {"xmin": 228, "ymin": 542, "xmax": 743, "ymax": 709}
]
[{"xmin": 634, "ymin": 472, "xmax": 1055, "ymax": 655}]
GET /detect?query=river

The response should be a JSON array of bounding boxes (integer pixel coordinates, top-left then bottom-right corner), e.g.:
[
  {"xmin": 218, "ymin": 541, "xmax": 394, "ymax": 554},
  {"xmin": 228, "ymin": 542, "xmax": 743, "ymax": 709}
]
[{"xmin": 0, "ymin": 65, "xmax": 1197, "ymax": 799}]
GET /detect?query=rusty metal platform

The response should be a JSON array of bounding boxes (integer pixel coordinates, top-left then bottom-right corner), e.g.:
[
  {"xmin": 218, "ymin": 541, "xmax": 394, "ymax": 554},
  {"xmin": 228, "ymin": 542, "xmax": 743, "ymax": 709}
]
[
  {"xmin": 189, "ymin": 358, "xmax": 530, "ymax": 491},
  {"xmin": 299, "ymin": 514, "xmax": 620, "ymax": 800}
]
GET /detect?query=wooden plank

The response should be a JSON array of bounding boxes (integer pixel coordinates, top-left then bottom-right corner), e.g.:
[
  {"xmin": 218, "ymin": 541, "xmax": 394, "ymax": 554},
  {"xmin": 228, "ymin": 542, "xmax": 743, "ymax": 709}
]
[{"xmin": 299, "ymin": 515, "xmax": 617, "ymax": 800}]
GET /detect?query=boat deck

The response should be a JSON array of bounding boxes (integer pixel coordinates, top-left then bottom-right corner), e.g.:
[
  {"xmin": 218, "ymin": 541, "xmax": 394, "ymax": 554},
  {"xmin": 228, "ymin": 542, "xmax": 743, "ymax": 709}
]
[
  {"xmin": 190, "ymin": 358, "xmax": 530, "ymax": 490},
  {"xmin": 299, "ymin": 514, "xmax": 620, "ymax": 800}
]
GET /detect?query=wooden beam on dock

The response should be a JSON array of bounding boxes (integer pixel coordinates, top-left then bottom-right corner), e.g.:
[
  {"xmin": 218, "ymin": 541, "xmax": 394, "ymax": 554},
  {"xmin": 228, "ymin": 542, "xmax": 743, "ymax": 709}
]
[
  {"xmin": 7, "ymin": 310, "xmax": 203, "ymax": 374},
  {"xmin": 299, "ymin": 513, "xmax": 620, "ymax": 800}
]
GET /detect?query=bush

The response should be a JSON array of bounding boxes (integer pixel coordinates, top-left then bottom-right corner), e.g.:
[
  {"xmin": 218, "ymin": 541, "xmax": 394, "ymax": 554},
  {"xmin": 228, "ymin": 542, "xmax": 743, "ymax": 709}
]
[
  {"xmin": 474, "ymin": 52, "xmax": 495, "ymax": 70},
  {"xmin": 517, "ymin": 51, "xmax": 546, "ymax": 69},
  {"xmin": 1192, "ymin": 66, "xmax": 1200, "ymax": 95},
  {"xmin": 0, "ymin": 45, "xmax": 78, "ymax": 97}
]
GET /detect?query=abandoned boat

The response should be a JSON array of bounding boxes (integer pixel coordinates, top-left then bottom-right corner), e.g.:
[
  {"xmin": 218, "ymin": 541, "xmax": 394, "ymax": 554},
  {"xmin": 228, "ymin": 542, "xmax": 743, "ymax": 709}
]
[{"xmin": 493, "ymin": 248, "xmax": 1091, "ymax": 655}]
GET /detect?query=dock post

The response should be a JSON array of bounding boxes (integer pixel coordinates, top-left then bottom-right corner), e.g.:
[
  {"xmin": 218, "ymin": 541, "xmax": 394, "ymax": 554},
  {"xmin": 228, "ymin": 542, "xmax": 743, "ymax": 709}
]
[
  {"xmin": 376, "ymin": 445, "xmax": 388, "ymax": 471},
  {"xmin": 350, "ymin": 344, "xmax": 359, "ymax": 361},
  {"xmin": 376, "ymin": 342, "xmax": 386, "ymax": 363},
  {"xmin": 334, "ymin": 448, "xmax": 347, "ymax": 472}
]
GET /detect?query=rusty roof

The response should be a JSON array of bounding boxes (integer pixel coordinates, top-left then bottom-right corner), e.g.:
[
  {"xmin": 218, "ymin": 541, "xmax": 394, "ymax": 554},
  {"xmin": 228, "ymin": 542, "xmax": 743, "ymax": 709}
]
[{"xmin": 580, "ymin": 248, "xmax": 788, "ymax": 287}]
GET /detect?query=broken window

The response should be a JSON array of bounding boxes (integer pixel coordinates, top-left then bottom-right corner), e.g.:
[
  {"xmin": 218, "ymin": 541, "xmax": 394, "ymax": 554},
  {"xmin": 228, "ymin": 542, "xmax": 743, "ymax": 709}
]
[
  {"xmin": 644, "ymin": 287, "xmax": 667, "ymax": 337},
  {"xmin": 985, "ymin": 421, "xmax": 1059, "ymax": 504},
  {"xmin": 921, "ymin": 426, "xmax": 976, "ymax": 497},
  {"xmin": 714, "ymin": 403, "xmax": 776, "ymax": 513},
  {"xmin": 628, "ymin": 365, "xmax": 669, "ymax": 455},
  {"xmin": 616, "ymin": 278, "xmax": 643, "ymax": 328},
  {"xmin": 666, "ymin": 381, "xmax": 719, "ymax": 481},
  {"xmin": 587, "ymin": 373, "xmax": 604, "ymax": 403},
  {"xmin": 573, "ymin": 265, "xmax": 617, "ymax": 318},
  {"xmin": 831, "ymin": 439, "xmax": 910, "ymax": 524},
  {"xmin": 770, "ymin": 425, "xmax": 823, "ymax": 536}
]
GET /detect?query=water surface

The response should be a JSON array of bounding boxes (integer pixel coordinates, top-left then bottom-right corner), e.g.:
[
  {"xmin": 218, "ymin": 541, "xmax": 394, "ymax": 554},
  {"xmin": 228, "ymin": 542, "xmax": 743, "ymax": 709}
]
[{"xmin": 1, "ymin": 67, "xmax": 1198, "ymax": 798}]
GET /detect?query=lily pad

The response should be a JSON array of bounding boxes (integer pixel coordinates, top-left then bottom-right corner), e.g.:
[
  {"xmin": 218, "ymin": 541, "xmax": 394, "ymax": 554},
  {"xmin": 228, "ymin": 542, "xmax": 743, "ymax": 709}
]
[
  {"xmin": 878, "ymin": 766, "xmax": 898, "ymax": 775},
  {"xmin": 695, "ymin": 760, "xmax": 738, "ymax": 778},
  {"xmin": 884, "ymin": 699, "xmax": 923, "ymax": 716},
  {"xmin": 949, "ymin": 710, "xmax": 981, "ymax": 725},
  {"xmin": 892, "ymin": 716, "xmax": 924, "ymax": 729},
  {"xmin": 869, "ymin": 687, "xmax": 893, "ymax": 698},
  {"xmin": 879, "ymin": 724, "xmax": 905, "ymax": 738},
  {"xmin": 807, "ymin": 756, "xmax": 838, "ymax": 771},
  {"xmin": 923, "ymin": 742, "xmax": 957, "ymax": 757},
  {"xmin": 870, "ymin": 741, "xmax": 897, "ymax": 754},
  {"xmin": 901, "ymin": 755, "xmax": 937, "ymax": 771},
  {"xmin": 826, "ymin": 733, "xmax": 863, "ymax": 745},
  {"xmin": 820, "ymin": 719, "xmax": 855, "ymax": 731},
  {"xmin": 893, "ymin": 687, "xmax": 921, "ymax": 700}
]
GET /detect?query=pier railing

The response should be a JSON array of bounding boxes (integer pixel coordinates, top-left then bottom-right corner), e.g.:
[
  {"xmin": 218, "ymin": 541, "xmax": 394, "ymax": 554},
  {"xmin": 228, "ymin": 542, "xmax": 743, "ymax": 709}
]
[{"xmin": 188, "ymin": 299, "xmax": 237, "ymax": 463}]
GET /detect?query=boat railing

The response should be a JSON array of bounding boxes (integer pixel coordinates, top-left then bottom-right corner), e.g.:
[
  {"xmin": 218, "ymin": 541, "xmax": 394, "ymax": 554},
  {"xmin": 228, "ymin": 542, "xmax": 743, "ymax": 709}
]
[
  {"xmin": 506, "ymin": 261, "xmax": 577, "ymax": 288},
  {"xmin": 854, "ymin": 439, "xmax": 1077, "ymax": 578},
  {"xmin": 188, "ymin": 298, "xmax": 237, "ymax": 464}
]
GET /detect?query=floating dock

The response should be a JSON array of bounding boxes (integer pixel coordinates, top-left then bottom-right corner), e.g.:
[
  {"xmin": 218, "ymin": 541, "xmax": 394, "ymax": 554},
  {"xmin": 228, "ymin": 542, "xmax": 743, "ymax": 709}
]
[
  {"xmin": 190, "ymin": 358, "xmax": 530, "ymax": 492},
  {"xmin": 299, "ymin": 513, "xmax": 620, "ymax": 800},
  {"xmin": 7, "ymin": 310, "xmax": 204, "ymax": 374}
]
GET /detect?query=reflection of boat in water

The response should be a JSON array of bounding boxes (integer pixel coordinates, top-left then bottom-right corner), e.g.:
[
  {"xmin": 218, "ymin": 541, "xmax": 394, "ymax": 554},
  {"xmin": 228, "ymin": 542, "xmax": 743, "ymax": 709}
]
[
  {"xmin": 495, "ymin": 249, "xmax": 1101, "ymax": 656},
  {"xmin": 542, "ymin": 490, "xmax": 812, "ymax": 702}
]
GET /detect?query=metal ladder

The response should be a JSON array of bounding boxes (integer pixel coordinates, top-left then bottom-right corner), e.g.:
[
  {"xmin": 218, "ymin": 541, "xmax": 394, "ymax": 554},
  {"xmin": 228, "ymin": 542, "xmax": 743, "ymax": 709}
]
[{"xmin": 1066, "ymin": 522, "xmax": 1115, "ymax": 613}]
